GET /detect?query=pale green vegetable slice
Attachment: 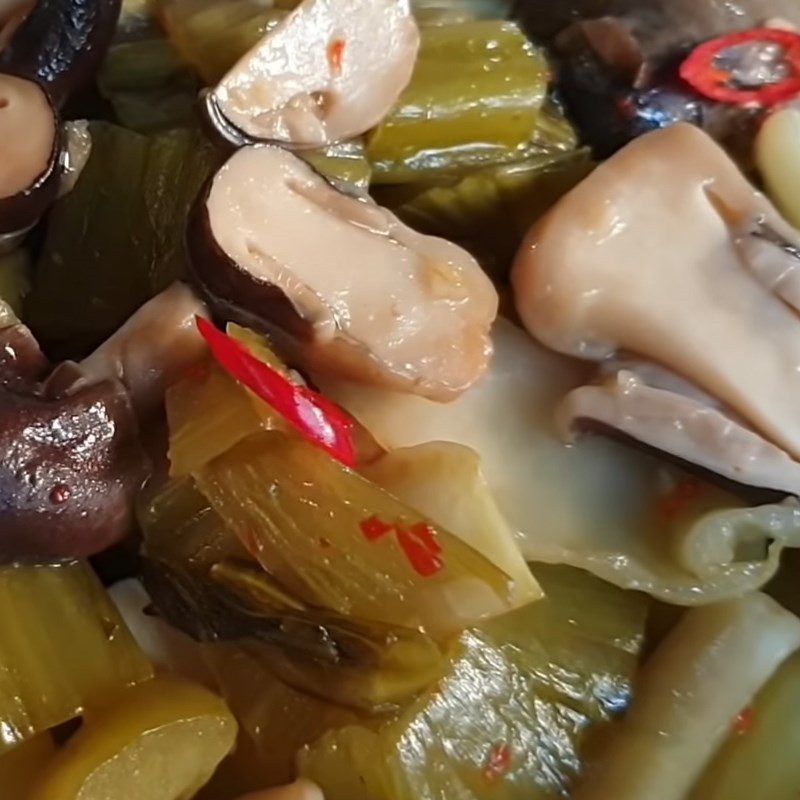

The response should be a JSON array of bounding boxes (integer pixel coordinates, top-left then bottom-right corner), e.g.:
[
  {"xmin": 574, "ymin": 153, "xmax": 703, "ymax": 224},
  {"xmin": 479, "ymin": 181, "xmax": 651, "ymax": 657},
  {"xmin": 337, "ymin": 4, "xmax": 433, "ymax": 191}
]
[
  {"xmin": 0, "ymin": 562, "xmax": 153, "ymax": 755},
  {"xmin": 194, "ymin": 431, "xmax": 517, "ymax": 639},
  {"xmin": 299, "ymin": 564, "xmax": 648, "ymax": 800},
  {"xmin": 28, "ymin": 676, "xmax": 237, "ymax": 800},
  {"xmin": 756, "ymin": 107, "xmax": 800, "ymax": 230}
]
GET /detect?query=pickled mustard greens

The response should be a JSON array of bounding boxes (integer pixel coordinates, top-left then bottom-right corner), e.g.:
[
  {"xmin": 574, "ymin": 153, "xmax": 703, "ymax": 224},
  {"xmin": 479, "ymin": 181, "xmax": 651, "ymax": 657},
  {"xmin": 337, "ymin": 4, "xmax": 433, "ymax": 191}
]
[
  {"xmin": 159, "ymin": 0, "xmax": 292, "ymax": 84},
  {"xmin": 0, "ymin": 562, "xmax": 153, "ymax": 755},
  {"xmin": 27, "ymin": 676, "xmax": 237, "ymax": 800},
  {"xmin": 299, "ymin": 141, "xmax": 372, "ymax": 195},
  {"xmin": 391, "ymin": 149, "xmax": 593, "ymax": 279},
  {"xmin": 366, "ymin": 21, "xmax": 550, "ymax": 184},
  {"xmin": 140, "ymin": 478, "xmax": 448, "ymax": 712},
  {"xmin": 361, "ymin": 442, "xmax": 542, "ymax": 608},
  {"xmin": 194, "ymin": 431, "xmax": 517, "ymax": 639},
  {"xmin": 25, "ymin": 123, "xmax": 217, "ymax": 354},
  {"xmin": 689, "ymin": 649, "xmax": 800, "ymax": 800},
  {"xmin": 298, "ymin": 564, "xmax": 648, "ymax": 800}
]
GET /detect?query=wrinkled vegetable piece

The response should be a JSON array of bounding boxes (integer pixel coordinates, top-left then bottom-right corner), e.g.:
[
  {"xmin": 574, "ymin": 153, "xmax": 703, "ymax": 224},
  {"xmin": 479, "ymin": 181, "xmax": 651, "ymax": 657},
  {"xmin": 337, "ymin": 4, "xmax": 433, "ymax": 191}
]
[
  {"xmin": 393, "ymin": 149, "xmax": 592, "ymax": 280},
  {"xmin": 194, "ymin": 431, "xmax": 515, "ymax": 638},
  {"xmin": 140, "ymin": 477, "xmax": 448, "ymax": 713},
  {"xmin": 28, "ymin": 676, "xmax": 237, "ymax": 800},
  {"xmin": 25, "ymin": 122, "xmax": 217, "ymax": 355},
  {"xmin": 0, "ymin": 562, "xmax": 153, "ymax": 755},
  {"xmin": 98, "ymin": 34, "xmax": 199, "ymax": 133},
  {"xmin": 576, "ymin": 593, "xmax": 800, "ymax": 800},
  {"xmin": 0, "ymin": 734, "xmax": 56, "ymax": 798},
  {"xmin": 367, "ymin": 21, "xmax": 549, "ymax": 183},
  {"xmin": 361, "ymin": 442, "xmax": 542, "ymax": 608},
  {"xmin": 756, "ymin": 107, "xmax": 800, "ymax": 230},
  {"xmin": 299, "ymin": 564, "xmax": 648, "ymax": 800},
  {"xmin": 160, "ymin": 0, "xmax": 289, "ymax": 84},
  {"xmin": 318, "ymin": 318, "xmax": 800, "ymax": 604},
  {"xmin": 689, "ymin": 649, "xmax": 800, "ymax": 800}
]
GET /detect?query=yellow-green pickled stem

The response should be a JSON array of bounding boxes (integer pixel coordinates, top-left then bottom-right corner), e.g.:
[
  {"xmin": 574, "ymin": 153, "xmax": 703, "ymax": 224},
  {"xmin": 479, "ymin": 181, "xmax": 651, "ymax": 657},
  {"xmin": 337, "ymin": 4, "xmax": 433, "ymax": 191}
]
[
  {"xmin": 689, "ymin": 649, "xmax": 800, "ymax": 800},
  {"xmin": 193, "ymin": 431, "xmax": 515, "ymax": 640},
  {"xmin": 367, "ymin": 21, "xmax": 549, "ymax": 184},
  {"xmin": 0, "ymin": 563, "xmax": 152, "ymax": 755},
  {"xmin": 299, "ymin": 564, "xmax": 648, "ymax": 800}
]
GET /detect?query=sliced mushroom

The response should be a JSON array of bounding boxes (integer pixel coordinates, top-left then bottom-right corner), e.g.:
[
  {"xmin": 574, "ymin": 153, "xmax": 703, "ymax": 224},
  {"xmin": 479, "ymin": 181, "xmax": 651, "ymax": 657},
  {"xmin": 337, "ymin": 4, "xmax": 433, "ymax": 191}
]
[
  {"xmin": 188, "ymin": 145, "xmax": 497, "ymax": 400},
  {"xmin": 205, "ymin": 0, "xmax": 420, "ymax": 149},
  {"xmin": 77, "ymin": 283, "xmax": 209, "ymax": 417},
  {"xmin": 558, "ymin": 361, "xmax": 800, "ymax": 497},
  {"xmin": 0, "ymin": 0, "xmax": 122, "ymax": 107},
  {"xmin": 0, "ymin": 71, "xmax": 59, "ymax": 236},
  {"xmin": 511, "ymin": 123, "xmax": 800, "ymax": 481}
]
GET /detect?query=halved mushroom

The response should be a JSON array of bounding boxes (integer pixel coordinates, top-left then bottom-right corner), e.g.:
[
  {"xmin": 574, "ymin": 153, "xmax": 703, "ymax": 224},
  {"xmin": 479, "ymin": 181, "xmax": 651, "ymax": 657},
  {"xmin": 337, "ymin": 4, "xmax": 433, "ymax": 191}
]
[
  {"xmin": 0, "ymin": 0, "xmax": 122, "ymax": 107},
  {"xmin": 511, "ymin": 122, "xmax": 800, "ymax": 492},
  {"xmin": 0, "ymin": 71, "xmax": 59, "ymax": 237},
  {"xmin": 77, "ymin": 282, "xmax": 209, "ymax": 417},
  {"xmin": 188, "ymin": 144, "xmax": 497, "ymax": 400},
  {"xmin": 205, "ymin": 0, "xmax": 420, "ymax": 149}
]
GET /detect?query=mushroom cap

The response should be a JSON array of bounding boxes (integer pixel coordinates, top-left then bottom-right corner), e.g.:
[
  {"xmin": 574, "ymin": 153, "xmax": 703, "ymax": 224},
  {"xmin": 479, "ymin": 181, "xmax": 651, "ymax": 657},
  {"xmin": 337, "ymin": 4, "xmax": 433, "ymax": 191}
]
[{"xmin": 209, "ymin": 0, "xmax": 420, "ymax": 148}]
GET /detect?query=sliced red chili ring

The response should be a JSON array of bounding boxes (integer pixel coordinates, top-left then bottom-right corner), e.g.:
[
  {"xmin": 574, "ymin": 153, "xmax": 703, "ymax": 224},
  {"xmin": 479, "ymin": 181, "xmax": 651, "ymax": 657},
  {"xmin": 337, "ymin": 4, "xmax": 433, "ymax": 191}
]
[{"xmin": 680, "ymin": 28, "xmax": 800, "ymax": 107}]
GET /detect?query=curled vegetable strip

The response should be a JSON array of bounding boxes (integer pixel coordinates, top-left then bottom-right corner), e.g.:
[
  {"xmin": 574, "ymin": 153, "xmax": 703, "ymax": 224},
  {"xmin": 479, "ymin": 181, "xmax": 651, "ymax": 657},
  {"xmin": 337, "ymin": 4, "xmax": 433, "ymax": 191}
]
[
  {"xmin": 575, "ymin": 593, "xmax": 800, "ymax": 800},
  {"xmin": 196, "ymin": 316, "xmax": 356, "ymax": 466}
]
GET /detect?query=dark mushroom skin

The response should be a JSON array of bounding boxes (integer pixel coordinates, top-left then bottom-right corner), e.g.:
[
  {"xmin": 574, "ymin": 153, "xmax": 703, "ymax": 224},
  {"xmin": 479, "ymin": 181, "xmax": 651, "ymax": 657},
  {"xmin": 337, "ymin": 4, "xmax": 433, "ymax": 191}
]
[
  {"xmin": 0, "ymin": 0, "xmax": 122, "ymax": 108},
  {"xmin": 0, "ymin": 74, "xmax": 60, "ymax": 236},
  {"xmin": 186, "ymin": 172, "xmax": 329, "ymax": 345},
  {"xmin": 514, "ymin": 0, "xmax": 800, "ymax": 157},
  {"xmin": 0, "ymin": 316, "xmax": 150, "ymax": 563}
]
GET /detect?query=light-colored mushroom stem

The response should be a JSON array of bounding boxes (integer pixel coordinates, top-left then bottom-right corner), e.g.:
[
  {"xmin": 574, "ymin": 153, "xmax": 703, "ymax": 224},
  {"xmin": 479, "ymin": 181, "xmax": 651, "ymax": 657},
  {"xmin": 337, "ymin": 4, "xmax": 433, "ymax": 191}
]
[
  {"xmin": 575, "ymin": 593, "xmax": 800, "ymax": 800},
  {"xmin": 79, "ymin": 283, "xmax": 209, "ymax": 417}
]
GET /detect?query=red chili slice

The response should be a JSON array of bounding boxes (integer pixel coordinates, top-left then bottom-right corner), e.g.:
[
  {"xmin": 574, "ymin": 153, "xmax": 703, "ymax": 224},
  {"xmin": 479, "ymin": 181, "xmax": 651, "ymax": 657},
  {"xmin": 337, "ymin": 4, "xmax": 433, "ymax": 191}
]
[
  {"xmin": 196, "ymin": 316, "xmax": 356, "ymax": 467},
  {"xmin": 680, "ymin": 28, "xmax": 800, "ymax": 107}
]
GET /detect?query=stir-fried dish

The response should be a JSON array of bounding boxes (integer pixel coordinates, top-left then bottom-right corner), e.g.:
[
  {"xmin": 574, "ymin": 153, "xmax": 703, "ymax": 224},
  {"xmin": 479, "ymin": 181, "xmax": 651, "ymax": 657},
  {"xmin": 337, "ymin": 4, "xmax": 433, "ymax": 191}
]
[{"xmin": 5, "ymin": 0, "xmax": 800, "ymax": 798}]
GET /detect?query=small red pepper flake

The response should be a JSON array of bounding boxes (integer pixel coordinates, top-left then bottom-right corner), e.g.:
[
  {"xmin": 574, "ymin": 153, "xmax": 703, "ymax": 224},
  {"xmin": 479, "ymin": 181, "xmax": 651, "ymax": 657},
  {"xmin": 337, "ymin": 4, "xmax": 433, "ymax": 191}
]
[
  {"xmin": 680, "ymin": 28, "xmax": 800, "ymax": 107},
  {"xmin": 196, "ymin": 317, "xmax": 356, "ymax": 467},
  {"xmin": 328, "ymin": 38, "xmax": 346, "ymax": 74},
  {"xmin": 483, "ymin": 742, "xmax": 512, "ymax": 784},
  {"xmin": 656, "ymin": 477, "xmax": 706, "ymax": 522},
  {"xmin": 359, "ymin": 516, "xmax": 444, "ymax": 577},
  {"xmin": 732, "ymin": 707, "xmax": 754, "ymax": 736},
  {"xmin": 49, "ymin": 484, "xmax": 71, "ymax": 505}
]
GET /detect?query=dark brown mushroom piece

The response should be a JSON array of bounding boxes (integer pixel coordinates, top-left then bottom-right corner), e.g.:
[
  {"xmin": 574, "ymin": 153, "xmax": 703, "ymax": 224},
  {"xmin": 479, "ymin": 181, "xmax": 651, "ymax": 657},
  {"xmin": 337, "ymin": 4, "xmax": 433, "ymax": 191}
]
[
  {"xmin": 188, "ymin": 144, "xmax": 498, "ymax": 401},
  {"xmin": 0, "ymin": 308, "xmax": 149, "ymax": 563},
  {"xmin": 513, "ymin": 0, "xmax": 800, "ymax": 157},
  {"xmin": 0, "ymin": 71, "xmax": 60, "ymax": 239},
  {"xmin": 0, "ymin": 0, "xmax": 122, "ymax": 108}
]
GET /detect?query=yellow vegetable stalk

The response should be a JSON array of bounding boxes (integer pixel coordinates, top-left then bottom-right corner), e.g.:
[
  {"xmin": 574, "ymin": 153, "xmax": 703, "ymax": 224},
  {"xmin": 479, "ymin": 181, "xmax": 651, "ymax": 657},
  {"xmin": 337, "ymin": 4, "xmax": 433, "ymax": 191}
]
[{"xmin": 28, "ymin": 676, "xmax": 237, "ymax": 800}]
